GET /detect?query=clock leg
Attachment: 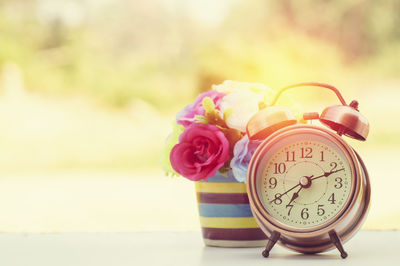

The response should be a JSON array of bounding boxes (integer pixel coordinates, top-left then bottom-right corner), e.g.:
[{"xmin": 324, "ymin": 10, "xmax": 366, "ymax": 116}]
[
  {"xmin": 262, "ymin": 231, "xmax": 280, "ymax": 258},
  {"xmin": 328, "ymin": 230, "xmax": 348, "ymax": 259}
]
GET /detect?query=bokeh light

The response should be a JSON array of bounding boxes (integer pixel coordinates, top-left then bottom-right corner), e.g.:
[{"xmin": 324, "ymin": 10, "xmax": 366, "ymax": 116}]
[{"xmin": 0, "ymin": 0, "xmax": 399, "ymax": 232}]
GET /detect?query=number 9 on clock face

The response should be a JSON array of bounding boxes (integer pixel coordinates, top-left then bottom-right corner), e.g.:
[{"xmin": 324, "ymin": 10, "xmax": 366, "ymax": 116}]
[{"xmin": 255, "ymin": 131, "xmax": 353, "ymax": 229}]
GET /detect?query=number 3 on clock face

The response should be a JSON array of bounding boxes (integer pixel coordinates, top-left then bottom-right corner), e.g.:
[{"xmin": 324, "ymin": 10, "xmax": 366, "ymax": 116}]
[
  {"xmin": 245, "ymin": 84, "xmax": 370, "ymax": 257},
  {"xmin": 258, "ymin": 134, "xmax": 352, "ymax": 229}
]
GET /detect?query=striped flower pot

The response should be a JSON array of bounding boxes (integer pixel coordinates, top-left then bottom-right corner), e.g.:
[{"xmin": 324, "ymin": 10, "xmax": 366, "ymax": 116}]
[{"xmin": 195, "ymin": 173, "xmax": 267, "ymax": 247}]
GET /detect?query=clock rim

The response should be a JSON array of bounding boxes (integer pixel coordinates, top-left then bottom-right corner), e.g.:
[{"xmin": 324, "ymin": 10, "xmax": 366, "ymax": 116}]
[{"xmin": 247, "ymin": 124, "xmax": 362, "ymax": 238}]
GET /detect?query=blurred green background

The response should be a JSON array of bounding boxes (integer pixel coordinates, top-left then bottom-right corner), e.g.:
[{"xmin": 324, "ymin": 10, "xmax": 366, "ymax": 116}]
[{"xmin": 0, "ymin": 0, "xmax": 399, "ymax": 232}]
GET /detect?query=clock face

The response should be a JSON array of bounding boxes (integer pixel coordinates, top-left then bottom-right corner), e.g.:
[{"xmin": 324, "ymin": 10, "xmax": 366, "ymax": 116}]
[{"xmin": 256, "ymin": 133, "xmax": 353, "ymax": 229}]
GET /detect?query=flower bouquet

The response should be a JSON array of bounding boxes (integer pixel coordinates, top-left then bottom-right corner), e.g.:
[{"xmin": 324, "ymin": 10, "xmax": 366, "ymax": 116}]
[{"xmin": 162, "ymin": 80, "xmax": 301, "ymax": 247}]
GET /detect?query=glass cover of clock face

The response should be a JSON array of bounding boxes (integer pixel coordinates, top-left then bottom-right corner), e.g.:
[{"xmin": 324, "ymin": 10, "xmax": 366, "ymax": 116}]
[{"xmin": 256, "ymin": 132, "xmax": 353, "ymax": 229}]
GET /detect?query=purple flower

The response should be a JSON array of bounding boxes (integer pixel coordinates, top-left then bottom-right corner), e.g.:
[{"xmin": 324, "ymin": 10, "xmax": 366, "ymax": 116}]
[
  {"xmin": 230, "ymin": 135, "xmax": 261, "ymax": 183},
  {"xmin": 176, "ymin": 91, "xmax": 226, "ymax": 127}
]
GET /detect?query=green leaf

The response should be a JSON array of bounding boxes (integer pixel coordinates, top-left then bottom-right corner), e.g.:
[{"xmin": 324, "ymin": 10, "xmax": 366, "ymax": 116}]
[
  {"xmin": 194, "ymin": 115, "xmax": 208, "ymax": 124},
  {"xmin": 161, "ymin": 121, "xmax": 184, "ymax": 177},
  {"xmin": 195, "ymin": 97, "xmax": 228, "ymax": 129},
  {"xmin": 202, "ymin": 97, "xmax": 215, "ymax": 113}
]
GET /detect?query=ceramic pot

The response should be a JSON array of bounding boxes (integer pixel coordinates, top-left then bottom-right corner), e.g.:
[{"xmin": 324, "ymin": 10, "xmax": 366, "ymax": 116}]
[{"xmin": 195, "ymin": 172, "xmax": 267, "ymax": 247}]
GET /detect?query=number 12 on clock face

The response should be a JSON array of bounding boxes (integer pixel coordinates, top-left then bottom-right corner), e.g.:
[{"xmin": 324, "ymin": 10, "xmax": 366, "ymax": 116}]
[{"xmin": 262, "ymin": 140, "xmax": 351, "ymax": 228}]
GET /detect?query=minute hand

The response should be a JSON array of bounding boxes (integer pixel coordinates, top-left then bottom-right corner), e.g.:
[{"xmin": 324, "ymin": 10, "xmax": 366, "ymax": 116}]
[
  {"xmin": 269, "ymin": 183, "xmax": 300, "ymax": 203},
  {"xmin": 311, "ymin": 168, "xmax": 344, "ymax": 181}
]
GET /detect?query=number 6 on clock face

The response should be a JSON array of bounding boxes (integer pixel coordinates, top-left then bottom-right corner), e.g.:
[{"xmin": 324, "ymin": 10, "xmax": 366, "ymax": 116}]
[
  {"xmin": 247, "ymin": 123, "xmax": 370, "ymax": 258},
  {"xmin": 246, "ymin": 83, "xmax": 370, "ymax": 258},
  {"xmin": 260, "ymin": 136, "xmax": 351, "ymax": 228}
]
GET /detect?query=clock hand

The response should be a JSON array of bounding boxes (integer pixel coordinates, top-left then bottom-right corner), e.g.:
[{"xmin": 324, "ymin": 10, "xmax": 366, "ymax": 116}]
[
  {"xmin": 286, "ymin": 186, "xmax": 302, "ymax": 206},
  {"xmin": 311, "ymin": 168, "xmax": 344, "ymax": 181},
  {"xmin": 285, "ymin": 174, "xmax": 314, "ymax": 205},
  {"xmin": 269, "ymin": 183, "xmax": 300, "ymax": 203},
  {"xmin": 272, "ymin": 170, "xmax": 342, "ymax": 204},
  {"xmin": 270, "ymin": 175, "xmax": 313, "ymax": 204}
]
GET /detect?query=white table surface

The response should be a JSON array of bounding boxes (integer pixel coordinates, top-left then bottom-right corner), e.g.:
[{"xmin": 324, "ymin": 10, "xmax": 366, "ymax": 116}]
[{"xmin": 0, "ymin": 230, "xmax": 398, "ymax": 266}]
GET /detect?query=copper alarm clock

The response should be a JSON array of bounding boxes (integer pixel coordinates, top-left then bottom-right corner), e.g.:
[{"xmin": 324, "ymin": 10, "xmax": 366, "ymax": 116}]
[{"xmin": 246, "ymin": 83, "xmax": 370, "ymax": 258}]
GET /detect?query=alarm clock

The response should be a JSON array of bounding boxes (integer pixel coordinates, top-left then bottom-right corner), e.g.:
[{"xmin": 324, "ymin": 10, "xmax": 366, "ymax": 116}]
[{"xmin": 246, "ymin": 82, "xmax": 370, "ymax": 259}]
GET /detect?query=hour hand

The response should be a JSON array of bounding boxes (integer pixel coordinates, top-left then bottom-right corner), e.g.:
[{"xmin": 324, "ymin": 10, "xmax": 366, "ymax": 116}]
[{"xmin": 287, "ymin": 186, "xmax": 302, "ymax": 206}]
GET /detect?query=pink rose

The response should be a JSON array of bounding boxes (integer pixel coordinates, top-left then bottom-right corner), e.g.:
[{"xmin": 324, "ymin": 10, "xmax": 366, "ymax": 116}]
[
  {"xmin": 176, "ymin": 91, "xmax": 226, "ymax": 127},
  {"xmin": 170, "ymin": 123, "xmax": 230, "ymax": 181}
]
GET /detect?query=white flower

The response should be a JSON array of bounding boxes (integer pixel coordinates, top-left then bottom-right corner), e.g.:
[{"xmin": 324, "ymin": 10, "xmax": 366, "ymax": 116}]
[
  {"xmin": 213, "ymin": 81, "xmax": 274, "ymax": 132},
  {"xmin": 213, "ymin": 80, "xmax": 273, "ymax": 96}
]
